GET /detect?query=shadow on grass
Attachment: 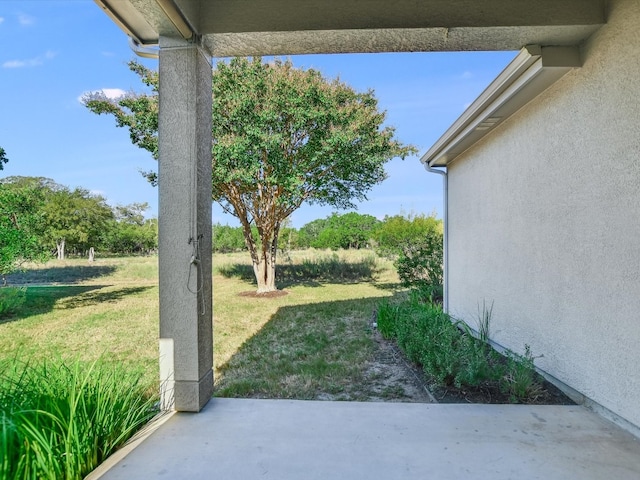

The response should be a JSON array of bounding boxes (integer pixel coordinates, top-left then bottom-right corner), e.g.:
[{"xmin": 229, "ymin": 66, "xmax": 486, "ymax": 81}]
[
  {"xmin": 217, "ymin": 256, "xmax": 379, "ymax": 288},
  {"xmin": 371, "ymin": 281, "xmax": 404, "ymax": 291},
  {"xmin": 58, "ymin": 286, "xmax": 154, "ymax": 309},
  {"xmin": 0, "ymin": 285, "xmax": 154, "ymax": 325},
  {"xmin": 213, "ymin": 292, "xmax": 405, "ymax": 400},
  {"xmin": 5, "ymin": 265, "xmax": 118, "ymax": 285}
]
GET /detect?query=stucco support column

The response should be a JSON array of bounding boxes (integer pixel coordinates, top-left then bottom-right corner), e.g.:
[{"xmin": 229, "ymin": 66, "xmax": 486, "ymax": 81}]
[{"xmin": 157, "ymin": 37, "xmax": 213, "ymax": 412}]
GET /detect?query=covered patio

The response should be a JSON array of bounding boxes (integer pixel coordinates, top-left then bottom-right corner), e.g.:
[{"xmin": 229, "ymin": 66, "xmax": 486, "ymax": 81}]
[
  {"xmin": 88, "ymin": 0, "xmax": 640, "ymax": 478},
  {"xmin": 93, "ymin": 0, "xmax": 607, "ymax": 414},
  {"xmin": 90, "ymin": 399, "xmax": 640, "ymax": 479}
]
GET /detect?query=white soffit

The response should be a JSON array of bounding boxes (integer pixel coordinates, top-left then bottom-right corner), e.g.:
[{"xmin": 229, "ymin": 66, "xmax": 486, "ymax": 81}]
[
  {"xmin": 421, "ymin": 45, "xmax": 582, "ymax": 168},
  {"xmin": 95, "ymin": 0, "xmax": 193, "ymax": 45},
  {"xmin": 94, "ymin": 0, "xmax": 605, "ymax": 56}
]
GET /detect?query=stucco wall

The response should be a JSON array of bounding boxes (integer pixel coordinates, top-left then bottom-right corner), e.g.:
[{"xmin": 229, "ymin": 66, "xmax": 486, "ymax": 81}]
[{"xmin": 447, "ymin": 0, "xmax": 640, "ymax": 428}]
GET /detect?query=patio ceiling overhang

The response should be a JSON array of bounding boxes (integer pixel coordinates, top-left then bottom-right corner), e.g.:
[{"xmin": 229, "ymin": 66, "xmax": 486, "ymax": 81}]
[
  {"xmin": 94, "ymin": 0, "xmax": 605, "ymax": 56},
  {"xmin": 421, "ymin": 45, "xmax": 582, "ymax": 168}
]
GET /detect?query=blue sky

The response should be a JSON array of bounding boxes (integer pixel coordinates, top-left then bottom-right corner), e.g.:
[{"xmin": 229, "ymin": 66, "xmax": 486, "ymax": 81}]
[{"xmin": 0, "ymin": 1, "xmax": 516, "ymax": 228}]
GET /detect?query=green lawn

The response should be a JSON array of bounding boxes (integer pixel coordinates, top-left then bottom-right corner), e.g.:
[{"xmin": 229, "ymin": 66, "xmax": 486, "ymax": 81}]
[{"xmin": 1, "ymin": 250, "xmax": 401, "ymax": 396}]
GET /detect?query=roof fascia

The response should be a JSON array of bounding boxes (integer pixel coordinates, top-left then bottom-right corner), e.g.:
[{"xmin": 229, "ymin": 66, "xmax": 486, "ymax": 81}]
[{"xmin": 421, "ymin": 45, "xmax": 582, "ymax": 168}]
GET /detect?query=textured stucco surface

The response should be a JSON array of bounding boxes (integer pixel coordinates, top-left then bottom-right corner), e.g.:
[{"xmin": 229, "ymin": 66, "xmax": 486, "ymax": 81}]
[
  {"xmin": 446, "ymin": 0, "xmax": 640, "ymax": 428},
  {"xmin": 158, "ymin": 40, "xmax": 213, "ymax": 412},
  {"xmin": 124, "ymin": 0, "xmax": 604, "ymax": 54},
  {"xmin": 201, "ymin": 26, "xmax": 600, "ymax": 57}
]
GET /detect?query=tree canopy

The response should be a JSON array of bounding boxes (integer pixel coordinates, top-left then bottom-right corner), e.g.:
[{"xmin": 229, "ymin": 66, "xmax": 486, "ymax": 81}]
[
  {"xmin": 372, "ymin": 213, "xmax": 443, "ymax": 258},
  {"xmin": 303, "ymin": 212, "xmax": 380, "ymax": 250},
  {"xmin": 1, "ymin": 177, "xmax": 115, "ymax": 260},
  {"xmin": 0, "ymin": 147, "xmax": 8, "ymax": 171},
  {"xmin": 44, "ymin": 187, "xmax": 114, "ymax": 260},
  {"xmin": 84, "ymin": 57, "xmax": 415, "ymax": 292},
  {"xmin": 0, "ymin": 181, "xmax": 48, "ymax": 279}
]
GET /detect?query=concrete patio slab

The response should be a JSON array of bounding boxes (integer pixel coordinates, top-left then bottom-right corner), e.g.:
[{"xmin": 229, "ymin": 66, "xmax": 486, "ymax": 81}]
[{"xmin": 90, "ymin": 399, "xmax": 640, "ymax": 480}]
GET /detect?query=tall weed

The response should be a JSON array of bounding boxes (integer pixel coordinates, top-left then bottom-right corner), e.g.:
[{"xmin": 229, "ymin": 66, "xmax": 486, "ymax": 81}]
[
  {"xmin": 375, "ymin": 300, "xmax": 398, "ymax": 340},
  {"xmin": 501, "ymin": 345, "xmax": 543, "ymax": 402}
]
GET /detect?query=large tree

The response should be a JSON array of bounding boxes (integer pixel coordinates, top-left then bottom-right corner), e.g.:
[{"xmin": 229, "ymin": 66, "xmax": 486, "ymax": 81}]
[
  {"xmin": 85, "ymin": 58, "xmax": 415, "ymax": 292},
  {"xmin": 44, "ymin": 186, "xmax": 114, "ymax": 260}
]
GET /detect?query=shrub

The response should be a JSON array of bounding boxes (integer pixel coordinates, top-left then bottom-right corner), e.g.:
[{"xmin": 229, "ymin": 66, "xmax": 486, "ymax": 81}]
[
  {"xmin": 453, "ymin": 321, "xmax": 504, "ymax": 388},
  {"xmin": 212, "ymin": 223, "xmax": 246, "ymax": 253},
  {"xmin": 297, "ymin": 218, "xmax": 329, "ymax": 249},
  {"xmin": 0, "ymin": 183, "xmax": 49, "ymax": 277},
  {"xmin": 381, "ymin": 293, "xmax": 464, "ymax": 386},
  {"xmin": 373, "ymin": 213, "xmax": 442, "ymax": 258},
  {"xmin": 377, "ymin": 294, "xmax": 542, "ymax": 400},
  {"xmin": 394, "ymin": 228, "xmax": 443, "ymax": 303},
  {"xmin": 308, "ymin": 213, "xmax": 379, "ymax": 250},
  {"xmin": 0, "ymin": 286, "xmax": 27, "ymax": 318}
]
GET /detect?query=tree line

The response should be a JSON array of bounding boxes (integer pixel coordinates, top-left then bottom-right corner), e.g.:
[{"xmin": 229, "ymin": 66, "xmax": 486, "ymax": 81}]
[
  {"xmin": 214, "ymin": 211, "xmax": 444, "ymax": 301},
  {"xmin": 214, "ymin": 211, "xmax": 440, "ymax": 252},
  {"xmin": 0, "ymin": 176, "xmax": 157, "ymax": 278},
  {"xmin": 1, "ymin": 170, "xmax": 442, "ymax": 298}
]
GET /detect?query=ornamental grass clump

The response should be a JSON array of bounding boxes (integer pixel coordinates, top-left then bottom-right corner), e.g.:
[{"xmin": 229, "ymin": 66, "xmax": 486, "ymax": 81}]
[{"xmin": 0, "ymin": 357, "xmax": 158, "ymax": 479}]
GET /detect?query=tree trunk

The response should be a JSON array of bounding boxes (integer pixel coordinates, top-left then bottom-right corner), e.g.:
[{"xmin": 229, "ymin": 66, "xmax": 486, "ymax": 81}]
[
  {"xmin": 254, "ymin": 237, "xmax": 277, "ymax": 293},
  {"xmin": 239, "ymin": 220, "xmax": 279, "ymax": 293},
  {"xmin": 56, "ymin": 239, "xmax": 66, "ymax": 260},
  {"xmin": 88, "ymin": 247, "xmax": 95, "ymax": 262}
]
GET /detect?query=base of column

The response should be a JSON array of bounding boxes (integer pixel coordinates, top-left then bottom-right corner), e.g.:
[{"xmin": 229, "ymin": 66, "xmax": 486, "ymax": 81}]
[{"xmin": 174, "ymin": 370, "xmax": 214, "ymax": 412}]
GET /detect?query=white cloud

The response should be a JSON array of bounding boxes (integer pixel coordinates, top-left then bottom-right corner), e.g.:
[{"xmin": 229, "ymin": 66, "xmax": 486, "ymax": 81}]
[
  {"xmin": 18, "ymin": 13, "xmax": 35, "ymax": 26},
  {"xmin": 2, "ymin": 50, "xmax": 57, "ymax": 69},
  {"xmin": 460, "ymin": 71, "xmax": 473, "ymax": 79},
  {"xmin": 101, "ymin": 88, "xmax": 127, "ymax": 99},
  {"xmin": 3, "ymin": 57, "xmax": 42, "ymax": 68},
  {"xmin": 77, "ymin": 88, "xmax": 127, "ymax": 104},
  {"xmin": 0, "ymin": 17, "xmax": 5, "ymax": 25}
]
